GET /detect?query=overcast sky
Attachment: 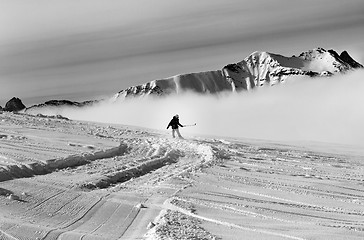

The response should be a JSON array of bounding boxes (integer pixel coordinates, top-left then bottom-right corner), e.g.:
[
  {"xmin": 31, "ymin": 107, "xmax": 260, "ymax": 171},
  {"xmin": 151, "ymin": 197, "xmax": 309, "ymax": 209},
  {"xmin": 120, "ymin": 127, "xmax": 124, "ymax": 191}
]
[{"xmin": 1, "ymin": 0, "xmax": 364, "ymax": 105}]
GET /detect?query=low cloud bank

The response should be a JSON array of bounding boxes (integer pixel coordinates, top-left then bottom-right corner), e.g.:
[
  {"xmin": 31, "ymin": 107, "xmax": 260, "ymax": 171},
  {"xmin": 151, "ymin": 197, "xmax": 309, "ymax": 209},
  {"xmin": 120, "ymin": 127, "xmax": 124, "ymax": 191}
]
[{"xmin": 53, "ymin": 70, "xmax": 364, "ymax": 146}]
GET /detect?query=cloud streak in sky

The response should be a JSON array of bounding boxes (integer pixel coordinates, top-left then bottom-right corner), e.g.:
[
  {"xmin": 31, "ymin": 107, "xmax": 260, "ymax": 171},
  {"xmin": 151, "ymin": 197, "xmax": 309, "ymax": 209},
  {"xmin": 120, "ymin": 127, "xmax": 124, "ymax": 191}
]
[{"xmin": 1, "ymin": 0, "xmax": 364, "ymax": 105}]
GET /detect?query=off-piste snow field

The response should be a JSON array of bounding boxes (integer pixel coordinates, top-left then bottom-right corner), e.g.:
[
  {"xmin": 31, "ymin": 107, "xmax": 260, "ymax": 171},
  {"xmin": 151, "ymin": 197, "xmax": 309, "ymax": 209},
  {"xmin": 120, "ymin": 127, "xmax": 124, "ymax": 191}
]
[{"xmin": 0, "ymin": 111, "xmax": 363, "ymax": 240}]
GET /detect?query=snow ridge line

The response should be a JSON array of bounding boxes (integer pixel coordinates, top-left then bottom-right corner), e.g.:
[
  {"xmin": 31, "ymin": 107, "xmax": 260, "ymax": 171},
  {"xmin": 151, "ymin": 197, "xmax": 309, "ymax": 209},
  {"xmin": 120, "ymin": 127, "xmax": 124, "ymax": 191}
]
[
  {"xmin": 147, "ymin": 198, "xmax": 308, "ymax": 240},
  {"xmin": 78, "ymin": 148, "xmax": 184, "ymax": 189},
  {"xmin": 0, "ymin": 143, "xmax": 128, "ymax": 182},
  {"xmin": 77, "ymin": 139, "xmax": 216, "ymax": 190}
]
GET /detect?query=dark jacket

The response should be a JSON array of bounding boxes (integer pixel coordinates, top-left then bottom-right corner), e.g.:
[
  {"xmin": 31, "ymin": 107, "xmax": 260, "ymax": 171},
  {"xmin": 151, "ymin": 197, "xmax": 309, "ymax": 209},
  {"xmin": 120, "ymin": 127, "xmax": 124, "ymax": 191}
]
[{"xmin": 167, "ymin": 116, "xmax": 183, "ymax": 129}]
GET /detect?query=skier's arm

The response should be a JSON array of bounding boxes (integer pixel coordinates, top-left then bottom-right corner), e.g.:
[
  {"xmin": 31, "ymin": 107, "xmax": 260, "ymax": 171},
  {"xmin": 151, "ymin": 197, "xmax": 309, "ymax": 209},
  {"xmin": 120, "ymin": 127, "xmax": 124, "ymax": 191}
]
[
  {"xmin": 167, "ymin": 121, "xmax": 172, "ymax": 129},
  {"xmin": 178, "ymin": 122, "xmax": 184, "ymax": 127}
]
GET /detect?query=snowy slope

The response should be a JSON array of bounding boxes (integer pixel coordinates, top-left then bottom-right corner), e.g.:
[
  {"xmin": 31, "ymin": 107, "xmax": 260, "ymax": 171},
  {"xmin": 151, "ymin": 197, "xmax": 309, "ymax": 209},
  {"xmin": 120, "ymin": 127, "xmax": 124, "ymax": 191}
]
[
  {"xmin": 0, "ymin": 112, "xmax": 363, "ymax": 240},
  {"xmin": 111, "ymin": 70, "xmax": 230, "ymax": 100}
]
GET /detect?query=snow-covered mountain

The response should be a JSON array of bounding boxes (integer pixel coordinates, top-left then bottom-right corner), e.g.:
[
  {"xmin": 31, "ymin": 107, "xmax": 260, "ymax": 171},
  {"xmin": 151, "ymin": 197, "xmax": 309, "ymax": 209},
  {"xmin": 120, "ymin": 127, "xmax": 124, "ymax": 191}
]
[
  {"xmin": 112, "ymin": 47, "xmax": 362, "ymax": 101},
  {"xmin": 25, "ymin": 47, "xmax": 362, "ymax": 113}
]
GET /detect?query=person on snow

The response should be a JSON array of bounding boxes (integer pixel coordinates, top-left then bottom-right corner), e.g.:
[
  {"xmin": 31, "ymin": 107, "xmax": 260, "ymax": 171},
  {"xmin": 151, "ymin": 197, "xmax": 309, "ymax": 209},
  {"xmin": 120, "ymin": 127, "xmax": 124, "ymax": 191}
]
[{"xmin": 167, "ymin": 114, "xmax": 184, "ymax": 138}]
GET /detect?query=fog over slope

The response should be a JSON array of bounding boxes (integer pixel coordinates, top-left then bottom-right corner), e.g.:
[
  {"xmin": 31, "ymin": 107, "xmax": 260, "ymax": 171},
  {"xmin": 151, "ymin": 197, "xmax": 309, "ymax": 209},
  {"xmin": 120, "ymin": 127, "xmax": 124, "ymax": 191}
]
[{"xmin": 37, "ymin": 70, "xmax": 364, "ymax": 147}]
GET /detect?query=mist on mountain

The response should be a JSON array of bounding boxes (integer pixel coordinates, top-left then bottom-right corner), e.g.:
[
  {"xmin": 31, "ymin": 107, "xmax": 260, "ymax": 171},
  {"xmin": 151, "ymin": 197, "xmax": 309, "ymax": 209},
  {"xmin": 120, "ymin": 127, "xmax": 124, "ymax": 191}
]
[
  {"xmin": 45, "ymin": 69, "xmax": 364, "ymax": 147},
  {"xmin": 111, "ymin": 48, "xmax": 362, "ymax": 101}
]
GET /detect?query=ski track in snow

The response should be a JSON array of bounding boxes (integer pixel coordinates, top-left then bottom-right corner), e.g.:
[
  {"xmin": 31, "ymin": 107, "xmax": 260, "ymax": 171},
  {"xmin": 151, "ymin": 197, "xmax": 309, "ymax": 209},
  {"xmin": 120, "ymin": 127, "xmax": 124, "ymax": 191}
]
[{"xmin": 0, "ymin": 112, "xmax": 363, "ymax": 240}]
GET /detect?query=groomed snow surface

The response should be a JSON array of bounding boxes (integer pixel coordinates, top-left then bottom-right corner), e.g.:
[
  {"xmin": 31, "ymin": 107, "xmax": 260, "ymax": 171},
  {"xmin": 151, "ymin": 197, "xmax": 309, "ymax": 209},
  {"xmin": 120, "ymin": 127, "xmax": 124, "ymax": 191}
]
[{"xmin": 0, "ymin": 112, "xmax": 363, "ymax": 240}]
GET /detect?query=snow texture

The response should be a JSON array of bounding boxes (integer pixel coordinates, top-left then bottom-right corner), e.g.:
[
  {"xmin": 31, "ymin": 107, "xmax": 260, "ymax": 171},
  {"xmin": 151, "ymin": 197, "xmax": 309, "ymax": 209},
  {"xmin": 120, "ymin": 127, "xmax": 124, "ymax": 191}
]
[{"xmin": 0, "ymin": 111, "xmax": 363, "ymax": 240}]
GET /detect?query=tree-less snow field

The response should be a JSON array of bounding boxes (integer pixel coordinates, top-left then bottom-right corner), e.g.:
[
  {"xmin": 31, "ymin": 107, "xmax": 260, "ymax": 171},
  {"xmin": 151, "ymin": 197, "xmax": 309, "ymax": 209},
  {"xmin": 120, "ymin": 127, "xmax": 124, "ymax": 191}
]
[{"xmin": 0, "ymin": 111, "xmax": 363, "ymax": 240}]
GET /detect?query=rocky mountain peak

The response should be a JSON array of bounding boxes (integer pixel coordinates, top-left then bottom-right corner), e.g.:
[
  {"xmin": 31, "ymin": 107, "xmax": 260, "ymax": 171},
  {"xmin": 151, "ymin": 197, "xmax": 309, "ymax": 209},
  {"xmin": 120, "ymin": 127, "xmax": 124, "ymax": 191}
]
[
  {"xmin": 4, "ymin": 97, "xmax": 26, "ymax": 112},
  {"xmin": 109, "ymin": 48, "xmax": 362, "ymax": 102},
  {"xmin": 340, "ymin": 51, "xmax": 363, "ymax": 69}
]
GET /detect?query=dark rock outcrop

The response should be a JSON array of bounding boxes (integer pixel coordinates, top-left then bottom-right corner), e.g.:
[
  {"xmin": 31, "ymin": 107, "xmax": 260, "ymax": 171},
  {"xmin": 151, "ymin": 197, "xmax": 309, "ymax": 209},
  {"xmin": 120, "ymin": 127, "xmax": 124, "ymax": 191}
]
[
  {"xmin": 4, "ymin": 97, "xmax": 26, "ymax": 112},
  {"xmin": 339, "ymin": 51, "xmax": 363, "ymax": 69}
]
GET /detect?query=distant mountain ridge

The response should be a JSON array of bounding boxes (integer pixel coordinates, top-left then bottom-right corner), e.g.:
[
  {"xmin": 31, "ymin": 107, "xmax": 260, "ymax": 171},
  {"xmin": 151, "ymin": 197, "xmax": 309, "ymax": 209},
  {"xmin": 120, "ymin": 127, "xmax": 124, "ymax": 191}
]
[
  {"xmin": 28, "ymin": 99, "xmax": 97, "ymax": 109},
  {"xmin": 111, "ymin": 47, "xmax": 362, "ymax": 101},
  {"xmin": 25, "ymin": 47, "xmax": 362, "ymax": 113}
]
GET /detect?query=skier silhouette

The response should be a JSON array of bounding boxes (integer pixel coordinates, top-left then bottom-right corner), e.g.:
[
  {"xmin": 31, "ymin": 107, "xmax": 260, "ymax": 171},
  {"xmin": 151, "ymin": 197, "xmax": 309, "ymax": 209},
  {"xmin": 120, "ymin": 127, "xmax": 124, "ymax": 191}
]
[{"xmin": 167, "ymin": 114, "xmax": 184, "ymax": 138}]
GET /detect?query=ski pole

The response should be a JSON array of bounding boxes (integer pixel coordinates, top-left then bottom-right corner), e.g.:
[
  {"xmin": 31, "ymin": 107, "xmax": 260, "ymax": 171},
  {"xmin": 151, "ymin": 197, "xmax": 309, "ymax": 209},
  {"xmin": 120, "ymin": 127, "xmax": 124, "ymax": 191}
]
[{"xmin": 184, "ymin": 123, "xmax": 197, "ymax": 127}]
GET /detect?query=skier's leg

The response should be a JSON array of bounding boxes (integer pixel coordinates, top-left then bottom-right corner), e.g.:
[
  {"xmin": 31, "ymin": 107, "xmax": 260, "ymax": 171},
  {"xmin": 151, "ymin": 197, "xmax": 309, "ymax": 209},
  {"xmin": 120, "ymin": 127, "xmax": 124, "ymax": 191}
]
[
  {"xmin": 172, "ymin": 129, "xmax": 175, "ymax": 138},
  {"xmin": 176, "ymin": 128, "xmax": 183, "ymax": 138}
]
